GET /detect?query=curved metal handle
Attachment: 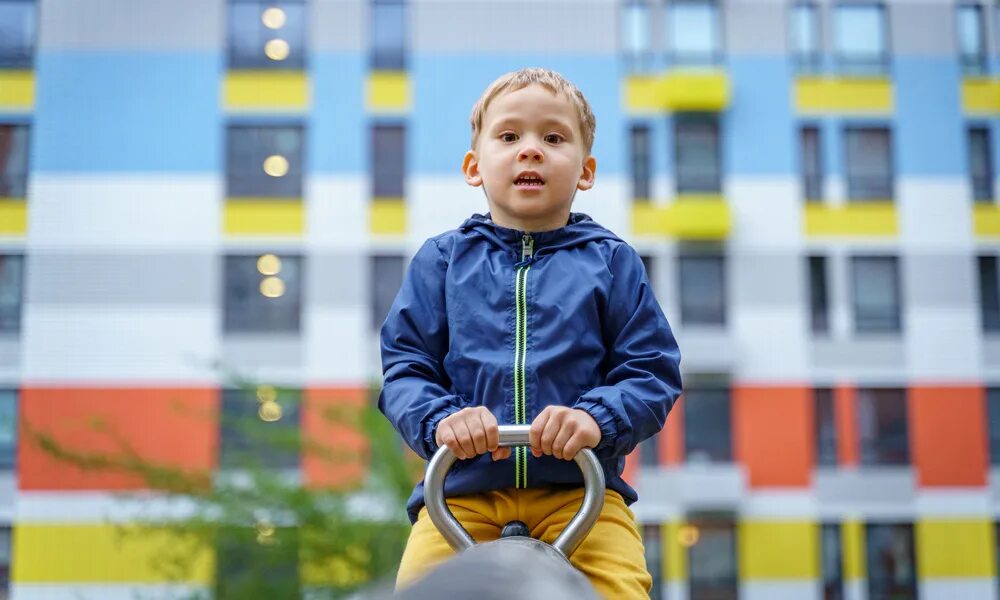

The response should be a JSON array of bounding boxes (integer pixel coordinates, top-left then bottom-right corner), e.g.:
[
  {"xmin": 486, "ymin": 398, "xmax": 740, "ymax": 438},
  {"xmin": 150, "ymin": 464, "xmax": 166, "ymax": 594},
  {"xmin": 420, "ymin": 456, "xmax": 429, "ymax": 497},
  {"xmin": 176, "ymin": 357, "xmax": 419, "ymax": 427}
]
[{"xmin": 424, "ymin": 424, "xmax": 605, "ymax": 559}]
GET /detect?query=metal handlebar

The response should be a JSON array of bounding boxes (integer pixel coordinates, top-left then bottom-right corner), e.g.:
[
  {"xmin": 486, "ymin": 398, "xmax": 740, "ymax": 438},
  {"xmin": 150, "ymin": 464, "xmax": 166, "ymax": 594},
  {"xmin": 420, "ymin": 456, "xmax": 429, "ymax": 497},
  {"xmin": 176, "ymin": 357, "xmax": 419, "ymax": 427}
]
[{"xmin": 423, "ymin": 424, "xmax": 606, "ymax": 559}]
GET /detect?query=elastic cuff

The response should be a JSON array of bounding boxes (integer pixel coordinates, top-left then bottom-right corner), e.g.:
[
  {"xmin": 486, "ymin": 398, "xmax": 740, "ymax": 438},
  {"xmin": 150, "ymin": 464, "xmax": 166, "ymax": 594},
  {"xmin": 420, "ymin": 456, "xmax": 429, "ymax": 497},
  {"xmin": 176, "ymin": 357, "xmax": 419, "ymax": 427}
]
[
  {"xmin": 422, "ymin": 404, "xmax": 463, "ymax": 455},
  {"xmin": 574, "ymin": 399, "xmax": 617, "ymax": 452}
]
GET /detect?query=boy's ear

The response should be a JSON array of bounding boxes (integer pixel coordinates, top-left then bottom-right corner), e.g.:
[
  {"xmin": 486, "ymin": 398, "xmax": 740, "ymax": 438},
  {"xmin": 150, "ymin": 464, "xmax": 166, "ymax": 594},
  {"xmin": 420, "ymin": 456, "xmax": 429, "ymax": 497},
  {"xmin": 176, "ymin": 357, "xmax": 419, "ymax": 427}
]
[
  {"xmin": 576, "ymin": 155, "xmax": 597, "ymax": 191},
  {"xmin": 462, "ymin": 151, "xmax": 483, "ymax": 187}
]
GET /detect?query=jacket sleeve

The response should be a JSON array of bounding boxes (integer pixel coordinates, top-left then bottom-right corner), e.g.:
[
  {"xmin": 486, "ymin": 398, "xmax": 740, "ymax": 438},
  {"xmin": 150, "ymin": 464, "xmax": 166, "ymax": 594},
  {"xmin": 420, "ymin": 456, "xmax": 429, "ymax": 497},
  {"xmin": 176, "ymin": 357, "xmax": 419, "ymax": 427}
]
[
  {"xmin": 378, "ymin": 239, "xmax": 465, "ymax": 460},
  {"xmin": 573, "ymin": 244, "xmax": 682, "ymax": 459}
]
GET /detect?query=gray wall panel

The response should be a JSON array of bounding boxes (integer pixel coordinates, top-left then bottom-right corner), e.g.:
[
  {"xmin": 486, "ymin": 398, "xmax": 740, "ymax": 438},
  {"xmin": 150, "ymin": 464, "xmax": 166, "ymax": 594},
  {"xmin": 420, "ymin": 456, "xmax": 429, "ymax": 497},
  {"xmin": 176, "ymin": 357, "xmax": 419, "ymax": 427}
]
[
  {"xmin": 222, "ymin": 335, "xmax": 302, "ymax": 369},
  {"xmin": 890, "ymin": 3, "xmax": 955, "ymax": 57},
  {"xmin": 26, "ymin": 253, "xmax": 218, "ymax": 305},
  {"xmin": 903, "ymin": 254, "xmax": 975, "ymax": 308},
  {"xmin": 312, "ymin": 0, "xmax": 366, "ymax": 52},
  {"xmin": 40, "ymin": 0, "xmax": 225, "ymax": 51},
  {"xmin": 731, "ymin": 253, "xmax": 802, "ymax": 308},
  {"xmin": 815, "ymin": 468, "xmax": 916, "ymax": 506},
  {"xmin": 811, "ymin": 338, "xmax": 906, "ymax": 369},
  {"xmin": 725, "ymin": 2, "xmax": 789, "ymax": 56},
  {"xmin": 413, "ymin": 1, "xmax": 617, "ymax": 54},
  {"xmin": 307, "ymin": 252, "xmax": 366, "ymax": 307}
]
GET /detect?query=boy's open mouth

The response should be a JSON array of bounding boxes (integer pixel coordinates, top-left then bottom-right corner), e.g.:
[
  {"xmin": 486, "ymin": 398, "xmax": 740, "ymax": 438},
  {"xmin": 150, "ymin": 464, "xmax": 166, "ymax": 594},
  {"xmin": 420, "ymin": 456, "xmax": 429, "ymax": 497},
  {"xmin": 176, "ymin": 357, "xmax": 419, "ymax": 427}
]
[{"xmin": 514, "ymin": 172, "xmax": 545, "ymax": 188}]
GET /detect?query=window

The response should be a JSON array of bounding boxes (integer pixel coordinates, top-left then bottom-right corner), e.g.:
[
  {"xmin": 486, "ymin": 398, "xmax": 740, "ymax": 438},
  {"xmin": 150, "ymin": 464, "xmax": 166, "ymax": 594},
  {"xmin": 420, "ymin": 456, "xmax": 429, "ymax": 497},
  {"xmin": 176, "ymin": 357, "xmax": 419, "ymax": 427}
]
[
  {"xmin": 0, "ymin": 526, "xmax": 9, "ymax": 598},
  {"xmin": 866, "ymin": 523, "xmax": 916, "ymax": 599},
  {"xmin": 643, "ymin": 524, "xmax": 663, "ymax": 599},
  {"xmin": 0, "ymin": 1, "xmax": 36, "ymax": 68},
  {"xmin": 684, "ymin": 385, "xmax": 731, "ymax": 464},
  {"xmin": 987, "ymin": 388, "xmax": 1000, "ymax": 465},
  {"xmin": 687, "ymin": 513, "xmax": 738, "ymax": 599},
  {"xmin": 979, "ymin": 256, "xmax": 1000, "ymax": 332},
  {"xmin": 630, "ymin": 124, "xmax": 652, "ymax": 202},
  {"xmin": 969, "ymin": 126, "xmax": 993, "ymax": 202},
  {"xmin": 851, "ymin": 256, "xmax": 901, "ymax": 333},
  {"xmin": 215, "ymin": 525, "xmax": 300, "ymax": 598},
  {"xmin": 640, "ymin": 254, "xmax": 655, "ymax": 290},
  {"xmin": 227, "ymin": 1, "xmax": 306, "ymax": 69},
  {"xmin": 372, "ymin": 124, "xmax": 406, "ymax": 199},
  {"xmin": 667, "ymin": 1, "xmax": 721, "ymax": 66},
  {"xmin": 622, "ymin": 1, "xmax": 653, "ymax": 72},
  {"xmin": 223, "ymin": 254, "xmax": 303, "ymax": 334},
  {"xmin": 640, "ymin": 434, "xmax": 660, "ymax": 467},
  {"xmin": 0, "ymin": 255, "xmax": 23, "ymax": 334},
  {"xmin": 857, "ymin": 388, "xmax": 908, "ymax": 466},
  {"xmin": 0, "ymin": 391, "xmax": 16, "ymax": 470},
  {"xmin": 0, "ymin": 124, "xmax": 30, "ymax": 198},
  {"xmin": 833, "ymin": 4, "xmax": 888, "ymax": 75},
  {"xmin": 815, "ymin": 388, "xmax": 837, "ymax": 466},
  {"xmin": 792, "ymin": 3, "xmax": 821, "ymax": 73},
  {"xmin": 674, "ymin": 115, "xmax": 721, "ymax": 194},
  {"xmin": 801, "ymin": 125, "xmax": 823, "ymax": 202},
  {"xmin": 679, "ymin": 254, "xmax": 726, "ymax": 326},
  {"xmin": 845, "ymin": 127, "xmax": 893, "ymax": 201},
  {"xmin": 820, "ymin": 523, "xmax": 843, "ymax": 600},
  {"xmin": 371, "ymin": 0, "xmax": 406, "ymax": 70},
  {"xmin": 226, "ymin": 125, "xmax": 305, "ymax": 199},
  {"xmin": 958, "ymin": 5, "xmax": 987, "ymax": 75},
  {"xmin": 371, "ymin": 255, "xmax": 405, "ymax": 330},
  {"xmin": 808, "ymin": 255, "xmax": 830, "ymax": 334},
  {"xmin": 219, "ymin": 387, "xmax": 301, "ymax": 470}
]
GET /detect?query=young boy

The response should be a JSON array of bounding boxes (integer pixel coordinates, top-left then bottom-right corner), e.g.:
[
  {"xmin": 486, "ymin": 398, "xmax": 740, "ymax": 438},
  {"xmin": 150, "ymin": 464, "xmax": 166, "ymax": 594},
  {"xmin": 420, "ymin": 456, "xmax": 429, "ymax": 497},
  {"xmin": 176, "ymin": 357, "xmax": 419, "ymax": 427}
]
[{"xmin": 379, "ymin": 68, "xmax": 682, "ymax": 598}]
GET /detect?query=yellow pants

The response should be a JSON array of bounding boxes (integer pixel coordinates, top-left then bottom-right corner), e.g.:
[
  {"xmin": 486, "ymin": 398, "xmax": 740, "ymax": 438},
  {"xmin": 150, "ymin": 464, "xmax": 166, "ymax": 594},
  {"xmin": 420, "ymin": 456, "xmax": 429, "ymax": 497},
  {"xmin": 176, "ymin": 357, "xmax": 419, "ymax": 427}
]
[{"xmin": 395, "ymin": 487, "xmax": 651, "ymax": 599}]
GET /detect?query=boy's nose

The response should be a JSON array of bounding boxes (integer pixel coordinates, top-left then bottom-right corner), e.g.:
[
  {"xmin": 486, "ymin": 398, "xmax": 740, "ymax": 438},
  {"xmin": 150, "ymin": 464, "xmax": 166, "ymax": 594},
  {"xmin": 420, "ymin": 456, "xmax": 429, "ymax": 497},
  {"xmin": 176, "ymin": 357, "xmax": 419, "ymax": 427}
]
[{"xmin": 518, "ymin": 144, "xmax": 543, "ymax": 162}]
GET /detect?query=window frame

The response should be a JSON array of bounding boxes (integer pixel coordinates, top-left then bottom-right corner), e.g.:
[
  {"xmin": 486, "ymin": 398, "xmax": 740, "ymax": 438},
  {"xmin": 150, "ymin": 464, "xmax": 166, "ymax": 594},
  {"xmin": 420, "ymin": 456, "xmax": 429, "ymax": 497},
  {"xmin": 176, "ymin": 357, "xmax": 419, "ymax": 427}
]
[
  {"xmin": 370, "ymin": 0, "xmax": 407, "ymax": 71},
  {"xmin": 225, "ymin": 122, "xmax": 306, "ymax": 200},
  {"xmin": 630, "ymin": 123, "xmax": 653, "ymax": 202},
  {"xmin": 978, "ymin": 255, "xmax": 1000, "ymax": 333},
  {"xmin": 850, "ymin": 255, "xmax": 902, "ymax": 334},
  {"xmin": 371, "ymin": 121, "xmax": 407, "ymax": 200},
  {"xmin": 832, "ymin": 2, "xmax": 890, "ymax": 76},
  {"xmin": 686, "ymin": 512, "xmax": 739, "ymax": 598},
  {"xmin": 865, "ymin": 522, "xmax": 917, "ymax": 599},
  {"xmin": 0, "ymin": 121, "xmax": 31, "ymax": 200},
  {"xmin": 957, "ymin": 3, "xmax": 988, "ymax": 76},
  {"xmin": 0, "ymin": 0, "xmax": 38, "ymax": 69},
  {"xmin": 843, "ymin": 125, "xmax": 894, "ymax": 203},
  {"xmin": 621, "ymin": 0, "xmax": 655, "ymax": 73},
  {"xmin": 800, "ymin": 124, "xmax": 823, "ymax": 202},
  {"xmin": 808, "ymin": 255, "xmax": 831, "ymax": 335},
  {"xmin": 673, "ymin": 113, "xmax": 722, "ymax": 195},
  {"xmin": 678, "ymin": 252, "xmax": 727, "ymax": 327},
  {"xmin": 226, "ymin": 0, "xmax": 308, "ymax": 70},
  {"xmin": 820, "ymin": 522, "xmax": 844, "ymax": 600},
  {"xmin": 683, "ymin": 382, "xmax": 732, "ymax": 464},
  {"xmin": 968, "ymin": 124, "xmax": 994, "ymax": 203},
  {"xmin": 222, "ymin": 253, "xmax": 304, "ymax": 335},
  {"xmin": 815, "ymin": 387, "xmax": 837, "ymax": 466},
  {"xmin": 218, "ymin": 386, "xmax": 303, "ymax": 471},
  {"xmin": 370, "ymin": 254, "xmax": 406, "ymax": 331},
  {"xmin": 666, "ymin": 0, "xmax": 723, "ymax": 67},
  {"xmin": 856, "ymin": 387, "xmax": 909, "ymax": 467},
  {"xmin": 791, "ymin": 2, "xmax": 823, "ymax": 73},
  {"xmin": 0, "ymin": 254, "xmax": 24, "ymax": 335}
]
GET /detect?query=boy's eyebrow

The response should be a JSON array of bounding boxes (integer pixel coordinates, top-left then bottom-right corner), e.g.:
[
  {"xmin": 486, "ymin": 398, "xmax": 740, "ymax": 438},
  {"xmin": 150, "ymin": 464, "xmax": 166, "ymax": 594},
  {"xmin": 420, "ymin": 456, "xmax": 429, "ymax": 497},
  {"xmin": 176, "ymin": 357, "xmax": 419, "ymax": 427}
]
[{"xmin": 490, "ymin": 116, "xmax": 576, "ymax": 133}]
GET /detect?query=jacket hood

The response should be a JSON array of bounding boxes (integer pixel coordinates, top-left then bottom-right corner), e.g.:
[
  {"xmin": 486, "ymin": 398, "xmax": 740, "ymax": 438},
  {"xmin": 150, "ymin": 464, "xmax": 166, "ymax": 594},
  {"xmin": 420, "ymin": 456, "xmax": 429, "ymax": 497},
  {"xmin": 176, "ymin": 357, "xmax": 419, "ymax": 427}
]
[{"xmin": 458, "ymin": 212, "xmax": 621, "ymax": 257}]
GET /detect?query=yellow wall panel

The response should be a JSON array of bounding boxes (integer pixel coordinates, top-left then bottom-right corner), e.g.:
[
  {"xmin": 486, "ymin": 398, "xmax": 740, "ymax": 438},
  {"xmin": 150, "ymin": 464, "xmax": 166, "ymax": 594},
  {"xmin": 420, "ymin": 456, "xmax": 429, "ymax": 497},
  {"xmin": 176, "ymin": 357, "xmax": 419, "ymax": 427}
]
[
  {"xmin": 370, "ymin": 198, "xmax": 406, "ymax": 235},
  {"xmin": 224, "ymin": 198, "xmax": 304, "ymax": 236},
  {"xmin": 0, "ymin": 70, "xmax": 34, "ymax": 109},
  {"xmin": 624, "ymin": 75, "xmax": 667, "ymax": 112},
  {"xmin": 804, "ymin": 202, "xmax": 898, "ymax": 236},
  {"xmin": 13, "ymin": 524, "xmax": 213, "ymax": 583},
  {"xmin": 795, "ymin": 77, "xmax": 893, "ymax": 114},
  {"xmin": 842, "ymin": 520, "xmax": 866, "ymax": 581},
  {"xmin": 739, "ymin": 521, "xmax": 818, "ymax": 580},
  {"xmin": 963, "ymin": 79, "xmax": 1000, "ymax": 114},
  {"xmin": 367, "ymin": 71, "xmax": 411, "ymax": 113},
  {"xmin": 223, "ymin": 71, "xmax": 309, "ymax": 111},
  {"xmin": 916, "ymin": 519, "xmax": 995, "ymax": 579},
  {"xmin": 624, "ymin": 71, "xmax": 729, "ymax": 113},
  {"xmin": 974, "ymin": 203, "xmax": 1000, "ymax": 236},
  {"xmin": 663, "ymin": 521, "xmax": 687, "ymax": 582},
  {"xmin": 632, "ymin": 197, "xmax": 731, "ymax": 240},
  {"xmin": 0, "ymin": 199, "xmax": 27, "ymax": 235}
]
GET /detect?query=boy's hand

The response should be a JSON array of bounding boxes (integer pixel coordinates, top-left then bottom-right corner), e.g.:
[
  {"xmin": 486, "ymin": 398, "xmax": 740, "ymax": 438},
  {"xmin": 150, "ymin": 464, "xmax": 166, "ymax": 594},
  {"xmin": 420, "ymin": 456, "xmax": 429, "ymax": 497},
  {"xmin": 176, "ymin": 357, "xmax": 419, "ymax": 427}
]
[
  {"xmin": 529, "ymin": 406, "xmax": 601, "ymax": 460},
  {"xmin": 435, "ymin": 406, "xmax": 513, "ymax": 461}
]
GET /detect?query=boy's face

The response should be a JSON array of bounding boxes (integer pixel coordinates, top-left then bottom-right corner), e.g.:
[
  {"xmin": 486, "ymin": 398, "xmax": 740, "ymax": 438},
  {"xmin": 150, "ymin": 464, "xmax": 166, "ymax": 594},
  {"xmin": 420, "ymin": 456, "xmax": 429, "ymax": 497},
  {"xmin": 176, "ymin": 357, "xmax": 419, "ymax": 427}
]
[{"xmin": 463, "ymin": 84, "xmax": 596, "ymax": 232}]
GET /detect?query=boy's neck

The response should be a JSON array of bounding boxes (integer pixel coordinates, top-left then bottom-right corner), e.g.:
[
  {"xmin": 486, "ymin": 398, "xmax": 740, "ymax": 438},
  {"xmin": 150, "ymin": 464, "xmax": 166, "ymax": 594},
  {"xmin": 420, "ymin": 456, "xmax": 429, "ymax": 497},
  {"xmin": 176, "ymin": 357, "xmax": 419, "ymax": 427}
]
[{"xmin": 489, "ymin": 210, "xmax": 572, "ymax": 233}]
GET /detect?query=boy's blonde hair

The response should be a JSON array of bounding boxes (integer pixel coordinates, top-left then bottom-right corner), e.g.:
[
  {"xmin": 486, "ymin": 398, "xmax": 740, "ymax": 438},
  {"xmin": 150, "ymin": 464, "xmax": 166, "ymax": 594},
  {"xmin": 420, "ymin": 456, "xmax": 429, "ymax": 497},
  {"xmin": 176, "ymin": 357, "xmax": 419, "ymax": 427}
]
[{"xmin": 469, "ymin": 67, "xmax": 596, "ymax": 155}]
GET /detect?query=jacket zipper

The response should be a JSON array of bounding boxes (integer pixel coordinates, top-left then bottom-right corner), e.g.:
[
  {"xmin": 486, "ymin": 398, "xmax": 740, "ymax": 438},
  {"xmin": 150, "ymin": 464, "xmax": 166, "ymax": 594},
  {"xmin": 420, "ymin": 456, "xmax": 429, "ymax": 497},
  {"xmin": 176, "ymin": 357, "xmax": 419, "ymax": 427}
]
[{"xmin": 513, "ymin": 233, "xmax": 533, "ymax": 488}]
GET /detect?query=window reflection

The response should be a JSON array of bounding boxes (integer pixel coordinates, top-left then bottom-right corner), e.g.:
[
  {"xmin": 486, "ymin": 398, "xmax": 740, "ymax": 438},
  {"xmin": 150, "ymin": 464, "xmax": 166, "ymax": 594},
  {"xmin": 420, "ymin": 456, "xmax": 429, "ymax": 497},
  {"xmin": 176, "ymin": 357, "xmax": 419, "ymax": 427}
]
[
  {"xmin": 845, "ymin": 127, "xmax": 893, "ymax": 201},
  {"xmin": 668, "ymin": 1, "xmax": 720, "ymax": 66},
  {"xmin": 372, "ymin": 0, "xmax": 406, "ymax": 70},
  {"xmin": 857, "ymin": 388, "xmax": 908, "ymax": 466},
  {"xmin": 865, "ymin": 523, "xmax": 916, "ymax": 599},
  {"xmin": 687, "ymin": 513, "xmax": 738, "ymax": 600},
  {"xmin": 675, "ymin": 116, "xmax": 721, "ymax": 194},
  {"xmin": 0, "ymin": 391, "xmax": 15, "ymax": 470},
  {"xmin": 631, "ymin": 124, "xmax": 652, "ymax": 202},
  {"xmin": 979, "ymin": 256, "xmax": 1000, "ymax": 332},
  {"xmin": 679, "ymin": 254, "xmax": 726, "ymax": 326},
  {"xmin": 372, "ymin": 124, "xmax": 406, "ymax": 198},
  {"xmin": 0, "ymin": 255, "xmax": 23, "ymax": 335},
  {"xmin": 228, "ymin": 1, "xmax": 306, "ymax": 69},
  {"xmin": 0, "ymin": 1, "xmax": 36, "ymax": 68},
  {"xmin": 834, "ymin": 4, "xmax": 887, "ymax": 75},
  {"xmin": 851, "ymin": 256, "xmax": 901, "ymax": 333},
  {"xmin": 623, "ymin": 1, "xmax": 653, "ymax": 72},
  {"xmin": 0, "ymin": 125, "xmax": 30, "ymax": 199},
  {"xmin": 684, "ymin": 385, "xmax": 731, "ymax": 464},
  {"xmin": 226, "ymin": 125, "xmax": 305, "ymax": 199},
  {"xmin": 968, "ymin": 127, "xmax": 993, "ymax": 203},
  {"xmin": 957, "ymin": 5, "xmax": 987, "ymax": 75},
  {"xmin": 371, "ymin": 255, "xmax": 405, "ymax": 330},
  {"xmin": 219, "ymin": 387, "xmax": 301, "ymax": 470},
  {"xmin": 224, "ymin": 254, "xmax": 303, "ymax": 334},
  {"xmin": 815, "ymin": 388, "xmax": 837, "ymax": 466},
  {"xmin": 792, "ymin": 3, "xmax": 821, "ymax": 73}
]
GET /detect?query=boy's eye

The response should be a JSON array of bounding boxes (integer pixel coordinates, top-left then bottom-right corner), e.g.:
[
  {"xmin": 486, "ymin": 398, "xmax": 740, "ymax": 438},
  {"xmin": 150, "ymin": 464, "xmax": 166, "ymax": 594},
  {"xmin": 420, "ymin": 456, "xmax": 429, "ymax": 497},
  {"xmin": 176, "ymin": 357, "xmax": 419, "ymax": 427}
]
[
  {"xmin": 544, "ymin": 134, "xmax": 563, "ymax": 144},
  {"xmin": 501, "ymin": 133, "xmax": 518, "ymax": 142}
]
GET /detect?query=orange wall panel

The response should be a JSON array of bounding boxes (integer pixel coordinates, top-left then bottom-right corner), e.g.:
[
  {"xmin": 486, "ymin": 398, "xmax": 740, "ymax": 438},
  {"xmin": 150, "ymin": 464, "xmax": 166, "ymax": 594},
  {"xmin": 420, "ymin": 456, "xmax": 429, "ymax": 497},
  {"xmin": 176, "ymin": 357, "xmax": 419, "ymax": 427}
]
[
  {"xmin": 301, "ymin": 387, "xmax": 368, "ymax": 490},
  {"xmin": 19, "ymin": 387, "xmax": 219, "ymax": 491},
  {"xmin": 910, "ymin": 386, "xmax": 987, "ymax": 487},
  {"xmin": 663, "ymin": 394, "xmax": 685, "ymax": 466},
  {"xmin": 733, "ymin": 386, "xmax": 813, "ymax": 487},
  {"xmin": 835, "ymin": 385, "xmax": 859, "ymax": 467}
]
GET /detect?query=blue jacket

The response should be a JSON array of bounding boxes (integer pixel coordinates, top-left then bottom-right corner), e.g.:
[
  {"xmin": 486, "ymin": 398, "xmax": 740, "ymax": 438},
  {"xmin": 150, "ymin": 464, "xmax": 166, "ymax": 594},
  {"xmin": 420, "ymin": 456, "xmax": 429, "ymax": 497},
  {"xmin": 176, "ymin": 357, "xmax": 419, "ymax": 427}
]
[{"xmin": 379, "ymin": 213, "xmax": 682, "ymax": 523}]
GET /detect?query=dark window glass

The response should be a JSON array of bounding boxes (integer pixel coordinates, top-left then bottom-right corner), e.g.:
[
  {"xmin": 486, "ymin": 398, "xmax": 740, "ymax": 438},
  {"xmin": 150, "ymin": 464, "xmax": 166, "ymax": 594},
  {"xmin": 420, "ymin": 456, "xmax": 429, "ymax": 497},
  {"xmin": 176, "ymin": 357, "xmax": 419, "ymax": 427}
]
[
  {"xmin": 851, "ymin": 256, "xmax": 901, "ymax": 333},
  {"xmin": 371, "ymin": 0, "xmax": 406, "ymax": 70},
  {"xmin": 640, "ymin": 254, "xmax": 655, "ymax": 288},
  {"xmin": 815, "ymin": 388, "xmax": 837, "ymax": 466},
  {"xmin": 979, "ymin": 256, "xmax": 1000, "ymax": 332},
  {"xmin": 821, "ymin": 523, "xmax": 843, "ymax": 600},
  {"xmin": 866, "ymin": 523, "xmax": 916, "ymax": 599},
  {"xmin": 226, "ymin": 125, "xmax": 305, "ymax": 198},
  {"xmin": 675, "ymin": 116, "xmax": 721, "ymax": 194},
  {"xmin": 0, "ymin": 525, "xmax": 9, "ymax": 596},
  {"xmin": 0, "ymin": 390, "xmax": 15, "ymax": 470},
  {"xmin": 227, "ymin": 1, "xmax": 306, "ymax": 69},
  {"xmin": 969, "ymin": 127, "xmax": 993, "ymax": 202},
  {"xmin": 372, "ymin": 124, "xmax": 406, "ymax": 198},
  {"xmin": 845, "ymin": 127, "xmax": 893, "ymax": 201},
  {"xmin": 792, "ymin": 3, "xmax": 821, "ymax": 73},
  {"xmin": 668, "ymin": 1, "xmax": 720, "ymax": 66},
  {"xmin": 834, "ymin": 4, "xmax": 888, "ymax": 75},
  {"xmin": 809, "ymin": 255, "xmax": 830, "ymax": 334},
  {"xmin": 215, "ymin": 525, "xmax": 300, "ymax": 598},
  {"xmin": 801, "ymin": 126, "xmax": 823, "ymax": 201},
  {"xmin": 0, "ymin": 124, "xmax": 30, "ymax": 198},
  {"xmin": 857, "ymin": 388, "xmax": 908, "ymax": 466},
  {"xmin": 219, "ymin": 387, "xmax": 301, "ymax": 470},
  {"xmin": 372, "ymin": 255, "xmax": 405, "ymax": 330},
  {"xmin": 684, "ymin": 386, "xmax": 731, "ymax": 464},
  {"xmin": 640, "ymin": 434, "xmax": 660, "ymax": 467},
  {"xmin": 688, "ymin": 513, "xmax": 738, "ymax": 599},
  {"xmin": 987, "ymin": 388, "xmax": 1000, "ymax": 465},
  {"xmin": 631, "ymin": 124, "xmax": 652, "ymax": 202},
  {"xmin": 643, "ymin": 523, "xmax": 663, "ymax": 599},
  {"xmin": 679, "ymin": 254, "xmax": 726, "ymax": 326},
  {"xmin": 958, "ymin": 5, "xmax": 987, "ymax": 75},
  {"xmin": 0, "ymin": 255, "xmax": 23, "ymax": 334},
  {"xmin": 223, "ymin": 254, "xmax": 303, "ymax": 334},
  {"xmin": 623, "ymin": 1, "xmax": 653, "ymax": 73},
  {"xmin": 0, "ymin": 1, "xmax": 36, "ymax": 68}
]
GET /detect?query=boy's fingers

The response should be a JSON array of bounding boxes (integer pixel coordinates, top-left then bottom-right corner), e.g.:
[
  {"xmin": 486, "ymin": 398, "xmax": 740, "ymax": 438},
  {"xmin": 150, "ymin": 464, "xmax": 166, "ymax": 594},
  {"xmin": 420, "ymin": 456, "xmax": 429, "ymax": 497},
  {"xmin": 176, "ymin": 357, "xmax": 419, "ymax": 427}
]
[
  {"xmin": 562, "ymin": 431, "xmax": 589, "ymax": 461},
  {"xmin": 468, "ymin": 418, "xmax": 488, "ymax": 455},
  {"xmin": 540, "ymin": 412, "xmax": 563, "ymax": 456},
  {"xmin": 491, "ymin": 447, "xmax": 512, "ymax": 461},
  {"xmin": 479, "ymin": 410, "xmax": 499, "ymax": 452},
  {"xmin": 529, "ymin": 408, "xmax": 551, "ymax": 454},
  {"xmin": 551, "ymin": 422, "xmax": 575, "ymax": 460},
  {"xmin": 453, "ymin": 419, "xmax": 476, "ymax": 458}
]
